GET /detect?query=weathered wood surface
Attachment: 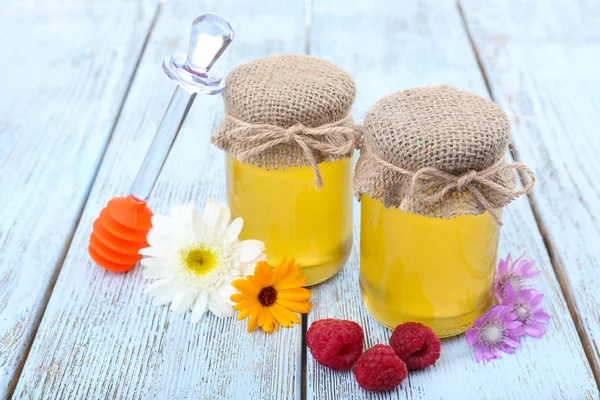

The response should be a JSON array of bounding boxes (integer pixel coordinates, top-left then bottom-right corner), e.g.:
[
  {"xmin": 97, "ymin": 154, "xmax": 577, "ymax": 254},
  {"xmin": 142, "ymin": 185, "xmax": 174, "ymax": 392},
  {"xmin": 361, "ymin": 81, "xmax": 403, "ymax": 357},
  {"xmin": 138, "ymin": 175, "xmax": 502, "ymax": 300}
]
[
  {"xmin": 4, "ymin": 0, "xmax": 600, "ymax": 398},
  {"xmin": 0, "ymin": 0, "xmax": 159, "ymax": 396},
  {"xmin": 11, "ymin": 0, "xmax": 306, "ymax": 398},
  {"xmin": 461, "ymin": 0, "xmax": 600, "ymax": 383},
  {"xmin": 306, "ymin": 0, "xmax": 598, "ymax": 398}
]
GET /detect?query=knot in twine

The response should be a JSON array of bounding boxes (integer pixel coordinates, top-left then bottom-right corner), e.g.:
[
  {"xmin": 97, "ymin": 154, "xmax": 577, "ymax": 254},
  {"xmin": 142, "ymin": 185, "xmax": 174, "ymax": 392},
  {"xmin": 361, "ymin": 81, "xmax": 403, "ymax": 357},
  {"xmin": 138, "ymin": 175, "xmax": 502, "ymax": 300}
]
[
  {"xmin": 224, "ymin": 115, "xmax": 360, "ymax": 187},
  {"xmin": 372, "ymin": 152, "xmax": 535, "ymax": 225}
]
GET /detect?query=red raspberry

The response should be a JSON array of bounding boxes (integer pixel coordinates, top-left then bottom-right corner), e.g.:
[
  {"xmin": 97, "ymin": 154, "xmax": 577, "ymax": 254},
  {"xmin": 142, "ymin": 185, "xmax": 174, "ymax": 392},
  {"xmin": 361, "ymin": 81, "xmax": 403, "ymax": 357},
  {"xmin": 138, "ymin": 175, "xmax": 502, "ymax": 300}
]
[
  {"xmin": 390, "ymin": 322, "xmax": 441, "ymax": 370},
  {"xmin": 306, "ymin": 319, "xmax": 364, "ymax": 370},
  {"xmin": 354, "ymin": 344, "xmax": 407, "ymax": 392}
]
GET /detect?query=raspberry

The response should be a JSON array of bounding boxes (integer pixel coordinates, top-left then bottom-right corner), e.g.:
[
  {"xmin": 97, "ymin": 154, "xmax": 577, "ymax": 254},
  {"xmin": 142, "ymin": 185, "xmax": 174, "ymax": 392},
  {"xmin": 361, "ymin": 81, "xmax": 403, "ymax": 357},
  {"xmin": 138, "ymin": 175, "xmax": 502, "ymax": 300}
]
[
  {"xmin": 390, "ymin": 322, "xmax": 441, "ymax": 370},
  {"xmin": 306, "ymin": 319, "xmax": 364, "ymax": 370},
  {"xmin": 353, "ymin": 344, "xmax": 407, "ymax": 391}
]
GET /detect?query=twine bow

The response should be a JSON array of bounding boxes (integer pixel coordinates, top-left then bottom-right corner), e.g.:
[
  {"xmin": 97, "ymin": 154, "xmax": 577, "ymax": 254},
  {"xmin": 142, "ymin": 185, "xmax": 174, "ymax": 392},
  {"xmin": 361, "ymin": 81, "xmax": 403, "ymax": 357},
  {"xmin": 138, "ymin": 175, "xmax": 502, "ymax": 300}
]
[
  {"xmin": 372, "ymin": 151, "xmax": 535, "ymax": 225},
  {"xmin": 223, "ymin": 115, "xmax": 359, "ymax": 187}
]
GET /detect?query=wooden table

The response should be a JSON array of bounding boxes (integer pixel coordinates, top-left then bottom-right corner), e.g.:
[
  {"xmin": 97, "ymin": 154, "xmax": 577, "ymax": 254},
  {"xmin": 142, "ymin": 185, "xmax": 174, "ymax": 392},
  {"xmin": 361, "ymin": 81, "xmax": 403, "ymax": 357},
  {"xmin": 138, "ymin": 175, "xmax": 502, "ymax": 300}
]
[{"xmin": 1, "ymin": 0, "xmax": 599, "ymax": 398}]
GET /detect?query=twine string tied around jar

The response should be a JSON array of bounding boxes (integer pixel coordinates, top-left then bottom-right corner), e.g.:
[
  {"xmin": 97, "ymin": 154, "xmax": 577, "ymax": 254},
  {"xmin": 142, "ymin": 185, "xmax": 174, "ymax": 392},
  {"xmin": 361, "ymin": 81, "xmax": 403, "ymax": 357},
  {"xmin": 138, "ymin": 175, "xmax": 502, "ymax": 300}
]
[
  {"xmin": 372, "ymin": 151, "xmax": 535, "ymax": 225},
  {"xmin": 224, "ymin": 115, "xmax": 360, "ymax": 188}
]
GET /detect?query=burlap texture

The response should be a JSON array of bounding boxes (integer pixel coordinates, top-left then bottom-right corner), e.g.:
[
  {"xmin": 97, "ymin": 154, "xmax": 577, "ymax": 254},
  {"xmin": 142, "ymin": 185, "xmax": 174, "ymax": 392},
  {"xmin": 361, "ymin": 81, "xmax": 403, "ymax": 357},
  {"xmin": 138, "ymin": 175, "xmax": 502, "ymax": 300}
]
[
  {"xmin": 354, "ymin": 85, "xmax": 535, "ymax": 223},
  {"xmin": 212, "ymin": 54, "xmax": 358, "ymax": 186}
]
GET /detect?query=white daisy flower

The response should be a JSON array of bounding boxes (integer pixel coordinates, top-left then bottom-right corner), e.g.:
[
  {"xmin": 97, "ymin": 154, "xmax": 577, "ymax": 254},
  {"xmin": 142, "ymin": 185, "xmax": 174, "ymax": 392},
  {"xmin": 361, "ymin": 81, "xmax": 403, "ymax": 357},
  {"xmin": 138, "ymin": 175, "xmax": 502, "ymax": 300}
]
[{"xmin": 139, "ymin": 199, "xmax": 265, "ymax": 323}]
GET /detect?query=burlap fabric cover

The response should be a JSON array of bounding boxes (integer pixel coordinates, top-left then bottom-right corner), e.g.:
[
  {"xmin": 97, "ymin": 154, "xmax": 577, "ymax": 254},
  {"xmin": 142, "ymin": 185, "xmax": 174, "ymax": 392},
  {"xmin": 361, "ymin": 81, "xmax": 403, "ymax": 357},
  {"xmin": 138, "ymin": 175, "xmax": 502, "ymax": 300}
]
[
  {"xmin": 212, "ymin": 54, "xmax": 358, "ymax": 187},
  {"xmin": 354, "ymin": 85, "xmax": 535, "ymax": 224}
]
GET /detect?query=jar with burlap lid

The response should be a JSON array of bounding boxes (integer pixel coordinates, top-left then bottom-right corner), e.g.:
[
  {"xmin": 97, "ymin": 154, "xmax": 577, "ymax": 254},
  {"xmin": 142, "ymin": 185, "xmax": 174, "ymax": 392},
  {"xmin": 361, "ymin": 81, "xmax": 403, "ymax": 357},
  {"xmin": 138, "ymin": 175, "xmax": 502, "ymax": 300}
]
[
  {"xmin": 356, "ymin": 85, "xmax": 535, "ymax": 338},
  {"xmin": 212, "ymin": 54, "xmax": 359, "ymax": 285}
]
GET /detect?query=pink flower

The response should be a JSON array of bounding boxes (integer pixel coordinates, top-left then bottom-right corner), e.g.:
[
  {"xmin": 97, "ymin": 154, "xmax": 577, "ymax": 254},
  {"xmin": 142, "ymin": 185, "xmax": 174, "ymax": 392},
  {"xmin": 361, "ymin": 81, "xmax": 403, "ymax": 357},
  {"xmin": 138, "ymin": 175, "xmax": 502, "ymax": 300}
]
[
  {"xmin": 495, "ymin": 253, "xmax": 540, "ymax": 301},
  {"xmin": 502, "ymin": 285, "xmax": 550, "ymax": 338},
  {"xmin": 466, "ymin": 305, "xmax": 524, "ymax": 362}
]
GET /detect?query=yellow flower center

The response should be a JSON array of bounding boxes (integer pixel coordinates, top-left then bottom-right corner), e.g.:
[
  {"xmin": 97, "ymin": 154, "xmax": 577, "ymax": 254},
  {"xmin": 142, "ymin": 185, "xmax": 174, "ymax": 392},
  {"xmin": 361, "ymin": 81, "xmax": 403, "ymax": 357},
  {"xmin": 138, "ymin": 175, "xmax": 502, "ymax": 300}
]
[
  {"xmin": 258, "ymin": 286, "xmax": 277, "ymax": 306},
  {"xmin": 183, "ymin": 247, "xmax": 217, "ymax": 275}
]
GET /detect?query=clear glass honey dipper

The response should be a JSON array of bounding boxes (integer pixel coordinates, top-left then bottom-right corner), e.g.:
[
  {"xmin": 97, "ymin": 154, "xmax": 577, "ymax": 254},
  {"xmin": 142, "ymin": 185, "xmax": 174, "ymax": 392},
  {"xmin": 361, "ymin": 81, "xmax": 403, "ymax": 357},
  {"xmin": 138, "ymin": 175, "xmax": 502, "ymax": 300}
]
[{"xmin": 89, "ymin": 13, "xmax": 234, "ymax": 272}]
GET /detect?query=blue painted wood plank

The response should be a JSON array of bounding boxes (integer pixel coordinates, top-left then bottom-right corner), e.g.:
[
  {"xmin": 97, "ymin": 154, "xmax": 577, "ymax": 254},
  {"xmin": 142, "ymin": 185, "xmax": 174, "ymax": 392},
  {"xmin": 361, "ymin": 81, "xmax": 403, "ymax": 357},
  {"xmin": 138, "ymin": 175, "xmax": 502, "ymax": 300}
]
[{"xmin": 0, "ymin": 0, "xmax": 159, "ymax": 396}]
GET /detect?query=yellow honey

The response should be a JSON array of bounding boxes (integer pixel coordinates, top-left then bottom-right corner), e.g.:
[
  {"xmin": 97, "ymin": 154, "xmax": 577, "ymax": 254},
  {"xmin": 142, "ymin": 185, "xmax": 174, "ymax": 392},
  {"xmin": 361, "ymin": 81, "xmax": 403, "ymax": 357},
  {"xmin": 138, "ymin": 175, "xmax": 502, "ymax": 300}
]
[
  {"xmin": 359, "ymin": 195, "xmax": 500, "ymax": 338},
  {"xmin": 226, "ymin": 156, "xmax": 353, "ymax": 285}
]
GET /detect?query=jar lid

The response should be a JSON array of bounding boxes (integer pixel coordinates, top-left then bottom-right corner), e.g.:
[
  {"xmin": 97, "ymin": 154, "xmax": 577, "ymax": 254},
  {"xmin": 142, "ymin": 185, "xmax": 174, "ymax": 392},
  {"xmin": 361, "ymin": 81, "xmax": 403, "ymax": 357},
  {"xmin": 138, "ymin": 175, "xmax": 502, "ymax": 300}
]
[
  {"xmin": 364, "ymin": 85, "xmax": 509, "ymax": 173},
  {"xmin": 354, "ymin": 85, "xmax": 534, "ymax": 223},
  {"xmin": 223, "ymin": 54, "xmax": 356, "ymax": 127},
  {"xmin": 212, "ymin": 55, "xmax": 359, "ymax": 188}
]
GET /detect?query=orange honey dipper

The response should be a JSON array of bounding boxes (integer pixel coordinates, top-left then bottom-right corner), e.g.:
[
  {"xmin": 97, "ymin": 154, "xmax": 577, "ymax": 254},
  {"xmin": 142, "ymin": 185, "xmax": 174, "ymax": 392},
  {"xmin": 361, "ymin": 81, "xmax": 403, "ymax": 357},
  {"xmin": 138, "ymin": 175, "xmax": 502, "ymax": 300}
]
[{"xmin": 89, "ymin": 13, "xmax": 234, "ymax": 272}]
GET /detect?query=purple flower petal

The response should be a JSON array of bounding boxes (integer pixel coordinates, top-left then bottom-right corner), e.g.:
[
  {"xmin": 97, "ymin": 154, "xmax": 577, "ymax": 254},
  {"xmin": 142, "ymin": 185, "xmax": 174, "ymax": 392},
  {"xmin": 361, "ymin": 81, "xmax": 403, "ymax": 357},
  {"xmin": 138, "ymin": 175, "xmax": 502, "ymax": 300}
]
[
  {"xmin": 532, "ymin": 309, "xmax": 551, "ymax": 322},
  {"xmin": 519, "ymin": 261, "xmax": 540, "ymax": 279},
  {"xmin": 494, "ymin": 287, "xmax": 505, "ymax": 303},
  {"xmin": 494, "ymin": 253, "xmax": 539, "ymax": 302},
  {"xmin": 510, "ymin": 326, "xmax": 523, "ymax": 336},
  {"xmin": 514, "ymin": 259, "xmax": 528, "ymax": 273},
  {"xmin": 469, "ymin": 252, "xmax": 551, "ymax": 363},
  {"xmin": 489, "ymin": 348, "xmax": 502, "ymax": 360},
  {"xmin": 507, "ymin": 321, "xmax": 524, "ymax": 330},
  {"xmin": 502, "ymin": 284, "xmax": 517, "ymax": 302},
  {"xmin": 475, "ymin": 348, "xmax": 484, "ymax": 362},
  {"xmin": 524, "ymin": 325, "xmax": 545, "ymax": 338},
  {"xmin": 488, "ymin": 305, "xmax": 503, "ymax": 318},
  {"xmin": 474, "ymin": 316, "xmax": 484, "ymax": 328},
  {"xmin": 499, "ymin": 309, "xmax": 519, "ymax": 325},
  {"xmin": 466, "ymin": 304, "xmax": 527, "ymax": 362},
  {"xmin": 504, "ymin": 337, "xmax": 522, "ymax": 348},
  {"xmin": 511, "ymin": 253, "xmax": 525, "ymax": 268},
  {"xmin": 497, "ymin": 255, "xmax": 510, "ymax": 275},
  {"xmin": 511, "ymin": 322, "xmax": 526, "ymax": 335},
  {"xmin": 498, "ymin": 343, "xmax": 516, "ymax": 354},
  {"xmin": 526, "ymin": 321, "xmax": 548, "ymax": 337},
  {"xmin": 530, "ymin": 292, "xmax": 544, "ymax": 308},
  {"xmin": 466, "ymin": 328, "xmax": 479, "ymax": 345}
]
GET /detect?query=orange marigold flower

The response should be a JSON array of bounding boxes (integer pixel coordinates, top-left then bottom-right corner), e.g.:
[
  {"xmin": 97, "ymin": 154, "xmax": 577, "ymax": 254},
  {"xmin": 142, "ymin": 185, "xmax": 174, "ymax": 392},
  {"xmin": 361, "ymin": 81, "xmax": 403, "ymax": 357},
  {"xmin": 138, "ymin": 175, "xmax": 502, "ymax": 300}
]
[{"xmin": 230, "ymin": 257, "xmax": 312, "ymax": 334}]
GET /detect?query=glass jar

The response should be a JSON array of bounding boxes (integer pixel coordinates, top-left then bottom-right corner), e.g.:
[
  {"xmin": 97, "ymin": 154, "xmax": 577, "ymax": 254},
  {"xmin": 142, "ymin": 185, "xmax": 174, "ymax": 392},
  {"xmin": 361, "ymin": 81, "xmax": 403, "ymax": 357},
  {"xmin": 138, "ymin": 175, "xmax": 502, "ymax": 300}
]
[
  {"xmin": 359, "ymin": 195, "xmax": 500, "ymax": 338},
  {"xmin": 354, "ymin": 86, "xmax": 534, "ymax": 337},
  {"xmin": 226, "ymin": 156, "xmax": 353, "ymax": 285},
  {"xmin": 213, "ymin": 55, "xmax": 358, "ymax": 286}
]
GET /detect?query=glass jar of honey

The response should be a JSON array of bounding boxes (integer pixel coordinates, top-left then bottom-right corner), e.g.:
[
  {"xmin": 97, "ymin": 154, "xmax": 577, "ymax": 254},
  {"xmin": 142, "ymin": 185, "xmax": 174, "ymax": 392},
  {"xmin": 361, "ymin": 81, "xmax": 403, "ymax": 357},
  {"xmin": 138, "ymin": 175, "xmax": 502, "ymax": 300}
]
[
  {"xmin": 213, "ymin": 55, "xmax": 358, "ymax": 285},
  {"xmin": 354, "ymin": 86, "xmax": 534, "ymax": 337}
]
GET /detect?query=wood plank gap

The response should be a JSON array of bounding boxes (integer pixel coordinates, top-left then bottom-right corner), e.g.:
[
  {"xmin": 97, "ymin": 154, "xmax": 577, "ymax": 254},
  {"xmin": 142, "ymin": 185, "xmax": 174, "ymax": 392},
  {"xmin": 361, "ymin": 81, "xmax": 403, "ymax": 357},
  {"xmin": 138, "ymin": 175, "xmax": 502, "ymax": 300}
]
[
  {"xmin": 301, "ymin": 2, "xmax": 311, "ymax": 398},
  {"xmin": 457, "ymin": 0, "xmax": 600, "ymax": 388},
  {"xmin": 6, "ymin": 224, "xmax": 71, "ymax": 398},
  {"xmin": 301, "ymin": 314, "xmax": 308, "ymax": 400},
  {"xmin": 5, "ymin": 4, "xmax": 163, "ymax": 397},
  {"xmin": 456, "ymin": 1, "xmax": 493, "ymax": 97}
]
